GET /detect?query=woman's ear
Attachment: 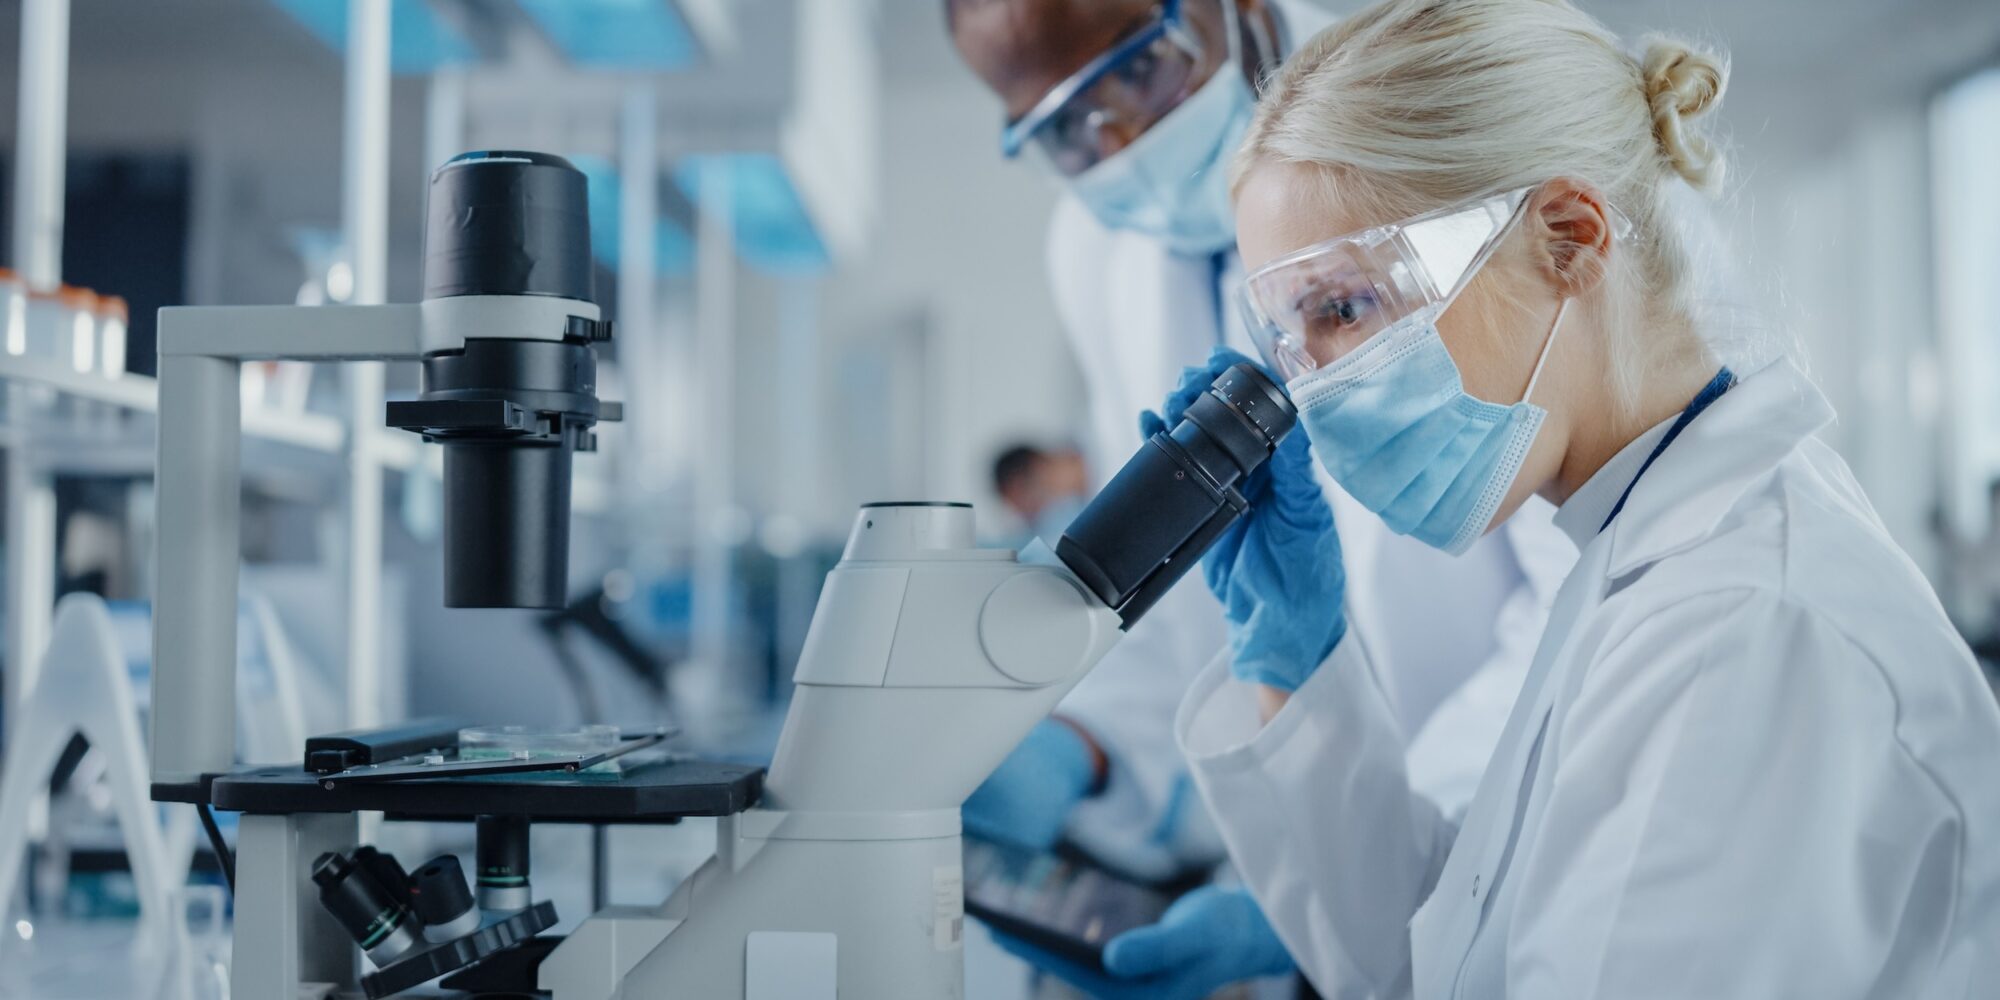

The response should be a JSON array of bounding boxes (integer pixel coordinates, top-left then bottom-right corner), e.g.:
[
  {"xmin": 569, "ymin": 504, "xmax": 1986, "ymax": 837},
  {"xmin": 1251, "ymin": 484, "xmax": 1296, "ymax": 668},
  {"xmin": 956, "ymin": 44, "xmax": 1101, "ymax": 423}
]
[{"xmin": 1528, "ymin": 179, "xmax": 1613, "ymax": 298}]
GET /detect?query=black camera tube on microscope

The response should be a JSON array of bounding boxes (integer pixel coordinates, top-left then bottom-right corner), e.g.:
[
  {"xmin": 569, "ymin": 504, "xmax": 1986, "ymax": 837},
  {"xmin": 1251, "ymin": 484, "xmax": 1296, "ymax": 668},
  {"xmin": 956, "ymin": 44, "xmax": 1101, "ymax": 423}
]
[{"xmin": 1056, "ymin": 363, "xmax": 1298, "ymax": 626}]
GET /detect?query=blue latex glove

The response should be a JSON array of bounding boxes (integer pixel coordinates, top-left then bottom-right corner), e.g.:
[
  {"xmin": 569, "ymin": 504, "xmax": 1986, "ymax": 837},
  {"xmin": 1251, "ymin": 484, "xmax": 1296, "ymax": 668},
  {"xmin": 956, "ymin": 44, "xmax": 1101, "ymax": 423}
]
[
  {"xmin": 962, "ymin": 718, "xmax": 1099, "ymax": 850},
  {"xmin": 1140, "ymin": 347, "xmax": 1346, "ymax": 691},
  {"xmin": 992, "ymin": 886, "xmax": 1294, "ymax": 1000}
]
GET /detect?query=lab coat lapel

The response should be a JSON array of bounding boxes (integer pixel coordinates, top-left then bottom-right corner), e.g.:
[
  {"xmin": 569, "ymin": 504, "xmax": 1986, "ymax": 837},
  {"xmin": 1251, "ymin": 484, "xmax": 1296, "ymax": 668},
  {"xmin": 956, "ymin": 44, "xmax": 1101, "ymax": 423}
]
[
  {"xmin": 1410, "ymin": 534, "xmax": 1616, "ymax": 998},
  {"xmin": 1604, "ymin": 359, "xmax": 1833, "ymax": 578}
]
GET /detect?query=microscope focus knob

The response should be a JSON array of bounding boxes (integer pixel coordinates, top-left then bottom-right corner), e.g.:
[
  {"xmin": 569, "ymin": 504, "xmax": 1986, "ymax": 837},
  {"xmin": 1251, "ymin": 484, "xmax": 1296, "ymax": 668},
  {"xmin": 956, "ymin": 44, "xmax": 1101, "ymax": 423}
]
[{"xmin": 979, "ymin": 570, "xmax": 1101, "ymax": 686}]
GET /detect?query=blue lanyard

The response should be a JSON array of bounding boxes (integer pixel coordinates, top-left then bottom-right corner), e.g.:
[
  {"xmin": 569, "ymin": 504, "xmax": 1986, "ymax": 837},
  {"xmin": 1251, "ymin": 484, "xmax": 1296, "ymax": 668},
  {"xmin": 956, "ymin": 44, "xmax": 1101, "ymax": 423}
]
[{"xmin": 1599, "ymin": 367, "xmax": 1736, "ymax": 533}]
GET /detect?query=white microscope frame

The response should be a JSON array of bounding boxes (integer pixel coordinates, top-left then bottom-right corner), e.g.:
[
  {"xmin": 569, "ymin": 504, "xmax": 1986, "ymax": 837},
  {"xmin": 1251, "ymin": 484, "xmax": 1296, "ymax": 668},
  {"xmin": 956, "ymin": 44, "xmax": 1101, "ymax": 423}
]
[
  {"xmin": 539, "ymin": 504, "xmax": 1128, "ymax": 1000},
  {"xmin": 151, "ymin": 294, "xmax": 595, "ymax": 998}
]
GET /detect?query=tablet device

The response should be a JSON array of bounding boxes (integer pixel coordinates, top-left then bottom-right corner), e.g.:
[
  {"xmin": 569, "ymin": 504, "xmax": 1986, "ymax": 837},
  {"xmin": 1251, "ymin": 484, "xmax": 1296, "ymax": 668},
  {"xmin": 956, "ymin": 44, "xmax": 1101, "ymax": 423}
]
[{"xmin": 962, "ymin": 836, "xmax": 1175, "ymax": 969}]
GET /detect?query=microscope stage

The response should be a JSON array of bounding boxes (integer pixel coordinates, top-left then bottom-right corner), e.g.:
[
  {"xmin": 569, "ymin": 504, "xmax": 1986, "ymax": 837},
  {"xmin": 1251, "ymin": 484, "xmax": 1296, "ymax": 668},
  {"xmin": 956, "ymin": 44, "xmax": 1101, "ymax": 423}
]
[{"xmin": 206, "ymin": 756, "xmax": 763, "ymax": 822}]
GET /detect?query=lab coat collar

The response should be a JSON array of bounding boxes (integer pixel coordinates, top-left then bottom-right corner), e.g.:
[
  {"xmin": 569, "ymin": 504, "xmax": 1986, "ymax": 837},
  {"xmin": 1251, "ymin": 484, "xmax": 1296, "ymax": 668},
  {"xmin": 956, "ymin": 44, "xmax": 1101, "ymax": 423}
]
[
  {"xmin": 1600, "ymin": 357, "xmax": 1832, "ymax": 578},
  {"xmin": 1551, "ymin": 416, "xmax": 1675, "ymax": 550}
]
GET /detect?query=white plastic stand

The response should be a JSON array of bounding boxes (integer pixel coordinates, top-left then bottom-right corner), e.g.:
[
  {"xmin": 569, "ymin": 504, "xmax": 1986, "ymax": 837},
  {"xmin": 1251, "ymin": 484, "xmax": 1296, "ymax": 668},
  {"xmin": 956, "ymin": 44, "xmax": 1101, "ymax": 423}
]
[{"xmin": 0, "ymin": 593, "xmax": 191, "ymax": 953}]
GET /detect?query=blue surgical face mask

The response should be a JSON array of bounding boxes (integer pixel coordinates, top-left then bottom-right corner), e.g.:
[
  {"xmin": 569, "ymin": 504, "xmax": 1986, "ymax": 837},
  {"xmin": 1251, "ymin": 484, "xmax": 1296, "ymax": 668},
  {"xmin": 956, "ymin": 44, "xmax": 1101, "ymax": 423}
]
[
  {"xmin": 1290, "ymin": 300, "xmax": 1569, "ymax": 555},
  {"xmin": 1063, "ymin": 62, "xmax": 1254, "ymax": 255}
]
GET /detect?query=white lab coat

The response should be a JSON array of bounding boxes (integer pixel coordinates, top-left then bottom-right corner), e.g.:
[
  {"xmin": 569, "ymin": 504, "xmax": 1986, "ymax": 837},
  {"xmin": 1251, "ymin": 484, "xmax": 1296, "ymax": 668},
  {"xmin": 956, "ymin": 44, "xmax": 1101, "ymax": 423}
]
[
  {"xmin": 1044, "ymin": 188, "xmax": 1574, "ymax": 877},
  {"xmin": 1179, "ymin": 357, "xmax": 2000, "ymax": 998}
]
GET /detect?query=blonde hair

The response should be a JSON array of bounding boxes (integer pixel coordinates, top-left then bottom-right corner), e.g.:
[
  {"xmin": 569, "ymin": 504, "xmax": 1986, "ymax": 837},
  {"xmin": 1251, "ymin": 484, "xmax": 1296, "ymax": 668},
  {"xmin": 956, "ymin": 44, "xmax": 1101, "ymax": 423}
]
[{"xmin": 1236, "ymin": 0, "xmax": 1743, "ymax": 411}]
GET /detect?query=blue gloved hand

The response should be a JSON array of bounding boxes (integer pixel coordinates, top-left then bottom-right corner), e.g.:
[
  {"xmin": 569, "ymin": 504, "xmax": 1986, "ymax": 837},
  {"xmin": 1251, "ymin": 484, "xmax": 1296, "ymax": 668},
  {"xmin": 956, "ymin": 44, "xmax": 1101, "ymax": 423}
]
[
  {"xmin": 962, "ymin": 718, "xmax": 1101, "ymax": 851},
  {"xmin": 992, "ymin": 886, "xmax": 1294, "ymax": 1000},
  {"xmin": 1140, "ymin": 347, "xmax": 1346, "ymax": 691}
]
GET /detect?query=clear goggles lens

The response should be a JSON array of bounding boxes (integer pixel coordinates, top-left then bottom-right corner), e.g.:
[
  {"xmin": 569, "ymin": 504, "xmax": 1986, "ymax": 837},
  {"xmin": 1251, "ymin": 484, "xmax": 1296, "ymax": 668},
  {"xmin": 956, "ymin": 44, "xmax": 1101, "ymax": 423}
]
[
  {"xmin": 1003, "ymin": 1, "xmax": 1209, "ymax": 177},
  {"xmin": 1238, "ymin": 188, "xmax": 1536, "ymax": 380}
]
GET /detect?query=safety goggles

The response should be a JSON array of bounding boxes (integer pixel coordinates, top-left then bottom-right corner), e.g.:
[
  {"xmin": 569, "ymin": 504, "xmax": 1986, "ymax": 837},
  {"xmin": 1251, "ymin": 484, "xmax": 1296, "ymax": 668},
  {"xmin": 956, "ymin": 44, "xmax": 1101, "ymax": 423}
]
[
  {"xmin": 998, "ymin": 0, "xmax": 1210, "ymax": 177},
  {"xmin": 1238, "ymin": 187, "xmax": 1631, "ymax": 380}
]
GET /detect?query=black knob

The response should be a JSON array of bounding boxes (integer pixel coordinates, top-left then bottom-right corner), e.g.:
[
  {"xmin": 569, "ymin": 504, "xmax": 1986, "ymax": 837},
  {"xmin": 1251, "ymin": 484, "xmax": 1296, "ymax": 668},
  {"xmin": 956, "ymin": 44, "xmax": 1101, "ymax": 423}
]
[
  {"xmin": 312, "ymin": 851, "xmax": 421, "ymax": 966},
  {"xmin": 412, "ymin": 855, "xmax": 481, "ymax": 942},
  {"xmin": 351, "ymin": 845, "xmax": 414, "ymax": 909}
]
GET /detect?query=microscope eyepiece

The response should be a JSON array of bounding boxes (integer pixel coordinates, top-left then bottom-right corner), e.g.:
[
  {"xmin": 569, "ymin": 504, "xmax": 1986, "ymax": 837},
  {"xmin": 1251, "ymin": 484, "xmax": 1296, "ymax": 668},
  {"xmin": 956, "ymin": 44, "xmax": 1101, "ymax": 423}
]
[
  {"xmin": 1200, "ymin": 363, "xmax": 1296, "ymax": 452},
  {"xmin": 1055, "ymin": 363, "xmax": 1298, "ymax": 626},
  {"xmin": 1168, "ymin": 363, "xmax": 1296, "ymax": 483}
]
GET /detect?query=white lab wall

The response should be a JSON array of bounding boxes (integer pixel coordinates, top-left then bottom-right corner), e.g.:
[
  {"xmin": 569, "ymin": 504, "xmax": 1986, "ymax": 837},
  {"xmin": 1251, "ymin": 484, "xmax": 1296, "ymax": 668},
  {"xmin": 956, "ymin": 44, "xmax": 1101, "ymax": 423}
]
[
  {"xmin": 812, "ymin": 54, "xmax": 1084, "ymax": 536},
  {"xmin": 783, "ymin": 0, "xmax": 882, "ymax": 261},
  {"xmin": 1730, "ymin": 111, "xmax": 1944, "ymax": 578},
  {"xmin": 0, "ymin": 10, "xmax": 436, "ymax": 308},
  {"xmin": 1724, "ymin": 76, "xmax": 2000, "ymax": 592},
  {"xmin": 1577, "ymin": 0, "xmax": 2000, "ymax": 596},
  {"xmin": 1932, "ymin": 69, "xmax": 2000, "ymax": 542}
]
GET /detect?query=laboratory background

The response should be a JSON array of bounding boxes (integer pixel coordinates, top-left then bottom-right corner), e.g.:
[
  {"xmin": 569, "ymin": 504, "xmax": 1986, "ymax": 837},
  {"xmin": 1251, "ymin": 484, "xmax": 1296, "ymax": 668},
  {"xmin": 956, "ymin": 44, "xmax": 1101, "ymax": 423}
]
[{"xmin": 0, "ymin": 0, "xmax": 1994, "ymax": 998}]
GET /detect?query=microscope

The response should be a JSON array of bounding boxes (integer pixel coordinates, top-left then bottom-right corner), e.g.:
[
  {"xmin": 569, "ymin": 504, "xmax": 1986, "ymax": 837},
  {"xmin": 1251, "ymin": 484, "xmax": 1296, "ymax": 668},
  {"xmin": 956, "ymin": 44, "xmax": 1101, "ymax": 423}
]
[
  {"xmin": 148, "ymin": 150, "xmax": 1298, "ymax": 999},
  {"xmin": 147, "ymin": 150, "xmax": 717, "ymax": 999}
]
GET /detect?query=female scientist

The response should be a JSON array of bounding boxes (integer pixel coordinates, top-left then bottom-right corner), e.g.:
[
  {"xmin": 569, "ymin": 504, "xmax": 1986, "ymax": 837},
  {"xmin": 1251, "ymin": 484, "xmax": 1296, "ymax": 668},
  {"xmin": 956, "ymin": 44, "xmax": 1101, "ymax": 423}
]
[{"xmin": 1154, "ymin": 0, "xmax": 2000, "ymax": 995}]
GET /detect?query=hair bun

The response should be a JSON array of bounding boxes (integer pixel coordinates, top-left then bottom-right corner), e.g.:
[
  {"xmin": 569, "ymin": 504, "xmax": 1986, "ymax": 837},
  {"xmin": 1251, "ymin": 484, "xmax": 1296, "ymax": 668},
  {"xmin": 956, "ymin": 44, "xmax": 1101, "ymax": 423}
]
[{"xmin": 1641, "ymin": 38, "xmax": 1729, "ymax": 194}]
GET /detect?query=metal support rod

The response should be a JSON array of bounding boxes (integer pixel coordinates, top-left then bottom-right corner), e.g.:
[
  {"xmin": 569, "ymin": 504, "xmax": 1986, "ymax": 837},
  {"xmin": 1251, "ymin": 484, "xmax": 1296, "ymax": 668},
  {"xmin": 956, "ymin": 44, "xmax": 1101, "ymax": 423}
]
[
  {"xmin": 151, "ymin": 353, "xmax": 244, "ymax": 783},
  {"xmin": 230, "ymin": 813, "xmax": 359, "ymax": 997},
  {"xmin": 424, "ymin": 68, "xmax": 466, "ymax": 178},
  {"xmin": 4, "ymin": 0, "xmax": 70, "ymax": 755},
  {"xmin": 591, "ymin": 824, "xmax": 610, "ymax": 911},
  {"xmin": 3, "ymin": 457, "xmax": 56, "ymax": 721},
  {"xmin": 691, "ymin": 162, "xmax": 736, "ymax": 698},
  {"xmin": 617, "ymin": 85, "xmax": 659, "ymax": 497},
  {"xmin": 774, "ymin": 278, "xmax": 820, "ymax": 675},
  {"xmin": 149, "ymin": 302, "xmax": 424, "ymax": 788},
  {"xmin": 11, "ymin": 0, "xmax": 69, "ymax": 289},
  {"xmin": 341, "ymin": 0, "xmax": 391, "ymax": 735}
]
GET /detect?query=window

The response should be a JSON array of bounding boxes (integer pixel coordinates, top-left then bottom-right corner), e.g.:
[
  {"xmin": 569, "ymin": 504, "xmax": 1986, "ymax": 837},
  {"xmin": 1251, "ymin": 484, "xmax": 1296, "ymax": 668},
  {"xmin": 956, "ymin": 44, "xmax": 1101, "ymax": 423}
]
[{"xmin": 1932, "ymin": 66, "xmax": 2000, "ymax": 539}]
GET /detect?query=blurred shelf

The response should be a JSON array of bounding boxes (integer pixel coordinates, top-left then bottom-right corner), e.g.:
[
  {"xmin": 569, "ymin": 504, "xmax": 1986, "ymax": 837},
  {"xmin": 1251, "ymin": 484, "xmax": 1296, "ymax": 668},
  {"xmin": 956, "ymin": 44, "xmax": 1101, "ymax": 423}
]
[
  {"xmin": 0, "ymin": 352, "xmax": 345, "ymax": 455},
  {"xmin": 369, "ymin": 426, "xmax": 427, "ymax": 472},
  {"xmin": 0, "ymin": 354, "xmax": 614, "ymax": 515},
  {"xmin": 0, "ymin": 353, "xmax": 153, "ymax": 410}
]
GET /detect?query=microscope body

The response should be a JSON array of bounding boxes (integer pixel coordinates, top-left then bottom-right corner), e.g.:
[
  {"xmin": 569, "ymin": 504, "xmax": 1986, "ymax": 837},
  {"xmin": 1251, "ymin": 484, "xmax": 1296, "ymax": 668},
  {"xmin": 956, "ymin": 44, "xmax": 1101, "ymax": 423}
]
[
  {"xmin": 544, "ymin": 503, "xmax": 1123, "ymax": 999},
  {"xmin": 545, "ymin": 363, "xmax": 1298, "ymax": 999}
]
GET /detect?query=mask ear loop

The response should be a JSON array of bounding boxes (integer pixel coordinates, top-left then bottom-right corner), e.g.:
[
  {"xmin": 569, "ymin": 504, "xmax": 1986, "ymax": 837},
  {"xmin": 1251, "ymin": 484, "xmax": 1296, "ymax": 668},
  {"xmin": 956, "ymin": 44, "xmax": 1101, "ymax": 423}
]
[{"xmin": 1520, "ymin": 297, "xmax": 1570, "ymax": 404}]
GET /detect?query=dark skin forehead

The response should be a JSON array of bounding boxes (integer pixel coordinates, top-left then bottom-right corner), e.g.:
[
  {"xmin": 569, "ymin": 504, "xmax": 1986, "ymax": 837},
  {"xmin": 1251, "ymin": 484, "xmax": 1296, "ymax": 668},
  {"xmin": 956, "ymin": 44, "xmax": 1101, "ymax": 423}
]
[{"xmin": 950, "ymin": 0, "xmax": 1190, "ymax": 122}]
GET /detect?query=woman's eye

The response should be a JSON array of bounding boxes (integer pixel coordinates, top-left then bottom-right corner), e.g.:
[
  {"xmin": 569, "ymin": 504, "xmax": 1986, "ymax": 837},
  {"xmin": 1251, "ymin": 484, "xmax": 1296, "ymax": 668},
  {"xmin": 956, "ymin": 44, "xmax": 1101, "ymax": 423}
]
[
  {"xmin": 1307, "ymin": 294, "xmax": 1374, "ymax": 327},
  {"xmin": 1046, "ymin": 107, "xmax": 1092, "ymax": 148},
  {"xmin": 1114, "ymin": 50, "xmax": 1160, "ymax": 87}
]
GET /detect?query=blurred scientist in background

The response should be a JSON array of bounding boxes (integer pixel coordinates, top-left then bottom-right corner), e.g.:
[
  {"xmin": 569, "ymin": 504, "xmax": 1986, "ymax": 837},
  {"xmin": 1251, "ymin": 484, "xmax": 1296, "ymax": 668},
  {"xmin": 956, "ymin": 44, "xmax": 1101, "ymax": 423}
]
[
  {"xmin": 1955, "ymin": 479, "xmax": 2000, "ymax": 665},
  {"xmin": 992, "ymin": 442, "xmax": 1092, "ymax": 546},
  {"xmin": 947, "ymin": 0, "xmax": 1574, "ymax": 995}
]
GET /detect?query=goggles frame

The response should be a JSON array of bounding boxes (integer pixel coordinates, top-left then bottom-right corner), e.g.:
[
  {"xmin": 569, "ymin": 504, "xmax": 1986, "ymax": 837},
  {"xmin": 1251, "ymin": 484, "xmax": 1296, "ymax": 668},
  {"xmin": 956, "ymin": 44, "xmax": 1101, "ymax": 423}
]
[
  {"xmin": 998, "ymin": 0, "xmax": 1208, "ymax": 175},
  {"xmin": 1238, "ymin": 185, "xmax": 1632, "ymax": 379}
]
